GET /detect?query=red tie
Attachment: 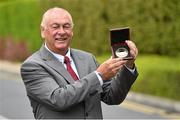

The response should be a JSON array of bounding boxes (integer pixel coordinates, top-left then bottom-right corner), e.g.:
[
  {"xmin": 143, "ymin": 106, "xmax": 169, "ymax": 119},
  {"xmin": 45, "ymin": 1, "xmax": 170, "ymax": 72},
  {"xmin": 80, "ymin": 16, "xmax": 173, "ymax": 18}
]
[{"xmin": 64, "ymin": 56, "xmax": 79, "ymax": 80}]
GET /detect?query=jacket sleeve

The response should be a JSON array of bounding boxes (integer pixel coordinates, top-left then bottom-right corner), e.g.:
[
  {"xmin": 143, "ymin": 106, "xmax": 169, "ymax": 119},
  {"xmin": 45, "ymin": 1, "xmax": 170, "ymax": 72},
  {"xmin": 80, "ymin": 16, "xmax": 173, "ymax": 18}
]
[
  {"xmin": 84, "ymin": 54, "xmax": 138, "ymax": 105},
  {"xmin": 100, "ymin": 66, "xmax": 138, "ymax": 105},
  {"xmin": 21, "ymin": 61, "xmax": 102, "ymax": 111}
]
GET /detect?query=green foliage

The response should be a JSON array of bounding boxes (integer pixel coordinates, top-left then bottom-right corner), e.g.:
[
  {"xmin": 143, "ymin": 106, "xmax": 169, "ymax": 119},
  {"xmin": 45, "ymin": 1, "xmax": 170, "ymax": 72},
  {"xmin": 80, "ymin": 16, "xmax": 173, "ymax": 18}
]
[
  {"xmin": 0, "ymin": 0, "xmax": 180, "ymax": 56},
  {"xmin": 133, "ymin": 55, "xmax": 180, "ymax": 100},
  {"xmin": 97, "ymin": 54, "xmax": 180, "ymax": 101},
  {"xmin": 0, "ymin": 0, "xmax": 43, "ymax": 52}
]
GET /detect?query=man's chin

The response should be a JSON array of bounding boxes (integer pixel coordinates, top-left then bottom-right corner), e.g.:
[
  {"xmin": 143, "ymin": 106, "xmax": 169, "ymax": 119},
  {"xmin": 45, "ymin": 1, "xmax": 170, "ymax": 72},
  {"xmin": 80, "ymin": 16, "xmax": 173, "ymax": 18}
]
[{"xmin": 55, "ymin": 45, "xmax": 68, "ymax": 51}]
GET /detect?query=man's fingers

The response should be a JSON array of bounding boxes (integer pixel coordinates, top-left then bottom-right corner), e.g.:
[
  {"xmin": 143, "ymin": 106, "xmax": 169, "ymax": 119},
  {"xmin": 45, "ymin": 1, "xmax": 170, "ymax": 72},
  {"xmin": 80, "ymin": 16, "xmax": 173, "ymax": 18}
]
[
  {"xmin": 110, "ymin": 59, "xmax": 127, "ymax": 70},
  {"xmin": 126, "ymin": 40, "xmax": 138, "ymax": 59},
  {"xmin": 105, "ymin": 57, "xmax": 121, "ymax": 64}
]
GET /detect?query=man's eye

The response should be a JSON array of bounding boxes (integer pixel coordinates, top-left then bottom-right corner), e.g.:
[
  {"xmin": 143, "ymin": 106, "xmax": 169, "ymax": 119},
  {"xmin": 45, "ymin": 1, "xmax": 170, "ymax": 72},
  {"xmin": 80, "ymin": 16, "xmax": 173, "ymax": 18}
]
[
  {"xmin": 63, "ymin": 25, "xmax": 71, "ymax": 29},
  {"xmin": 52, "ymin": 25, "xmax": 59, "ymax": 29}
]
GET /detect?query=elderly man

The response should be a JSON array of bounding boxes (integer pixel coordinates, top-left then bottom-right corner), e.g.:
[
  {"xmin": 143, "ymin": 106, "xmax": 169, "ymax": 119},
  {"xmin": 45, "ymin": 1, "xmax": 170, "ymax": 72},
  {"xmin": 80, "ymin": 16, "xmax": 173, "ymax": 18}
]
[{"xmin": 21, "ymin": 7, "xmax": 138, "ymax": 119}]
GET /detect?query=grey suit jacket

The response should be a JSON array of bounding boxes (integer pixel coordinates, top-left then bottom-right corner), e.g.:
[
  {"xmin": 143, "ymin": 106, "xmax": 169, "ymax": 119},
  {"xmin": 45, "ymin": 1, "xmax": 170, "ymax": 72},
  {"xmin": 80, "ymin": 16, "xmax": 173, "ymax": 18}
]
[{"xmin": 21, "ymin": 45, "xmax": 138, "ymax": 119}]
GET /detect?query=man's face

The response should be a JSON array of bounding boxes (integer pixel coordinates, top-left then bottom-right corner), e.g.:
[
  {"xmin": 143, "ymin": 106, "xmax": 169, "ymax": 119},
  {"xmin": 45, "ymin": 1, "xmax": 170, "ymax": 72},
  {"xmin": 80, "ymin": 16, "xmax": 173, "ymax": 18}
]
[{"xmin": 41, "ymin": 11, "xmax": 73, "ymax": 55}]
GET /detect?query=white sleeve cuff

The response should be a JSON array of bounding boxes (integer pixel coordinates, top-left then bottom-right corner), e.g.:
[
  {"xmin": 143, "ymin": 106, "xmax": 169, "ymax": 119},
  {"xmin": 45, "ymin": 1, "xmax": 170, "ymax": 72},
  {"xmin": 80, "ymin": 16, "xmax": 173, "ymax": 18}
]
[
  {"xmin": 124, "ymin": 65, "xmax": 136, "ymax": 74},
  {"xmin": 94, "ymin": 71, "xmax": 103, "ymax": 86}
]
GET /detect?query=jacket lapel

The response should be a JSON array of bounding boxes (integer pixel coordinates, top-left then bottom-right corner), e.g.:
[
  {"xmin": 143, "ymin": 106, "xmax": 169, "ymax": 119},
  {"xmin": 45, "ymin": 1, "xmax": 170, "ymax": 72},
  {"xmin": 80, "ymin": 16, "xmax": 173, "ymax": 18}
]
[
  {"xmin": 39, "ymin": 45, "xmax": 75, "ymax": 84},
  {"xmin": 70, "ymin": 49, "xmax": 87, "ymax": 79}
]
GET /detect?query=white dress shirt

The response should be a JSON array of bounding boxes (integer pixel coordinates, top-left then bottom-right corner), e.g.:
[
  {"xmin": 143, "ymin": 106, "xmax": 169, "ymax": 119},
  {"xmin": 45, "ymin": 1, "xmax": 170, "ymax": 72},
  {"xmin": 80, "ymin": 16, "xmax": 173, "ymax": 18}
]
[{"xmin": 45, "ymin": 44, "xmax": 80, "ymax": 78}]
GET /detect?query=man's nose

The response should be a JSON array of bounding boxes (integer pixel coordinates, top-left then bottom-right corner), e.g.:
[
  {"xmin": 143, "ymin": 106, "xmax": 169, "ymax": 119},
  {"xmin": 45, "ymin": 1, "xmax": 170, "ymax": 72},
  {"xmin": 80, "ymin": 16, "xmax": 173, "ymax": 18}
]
[{"xmin": 57, "ymin": 26, "xmax": 66, "ymax": 34}]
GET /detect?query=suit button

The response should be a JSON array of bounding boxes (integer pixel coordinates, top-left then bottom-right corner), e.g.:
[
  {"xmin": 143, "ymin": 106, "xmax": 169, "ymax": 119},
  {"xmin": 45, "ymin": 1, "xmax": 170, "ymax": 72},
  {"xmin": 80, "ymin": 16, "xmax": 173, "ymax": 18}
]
[{"xmin": 86, "ymin": 112, "xmax": 88, "ymax": 117}]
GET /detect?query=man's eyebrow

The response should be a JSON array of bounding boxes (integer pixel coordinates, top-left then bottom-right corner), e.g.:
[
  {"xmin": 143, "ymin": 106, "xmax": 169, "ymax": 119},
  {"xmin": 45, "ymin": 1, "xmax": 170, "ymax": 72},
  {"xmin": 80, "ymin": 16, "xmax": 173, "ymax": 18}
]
[
  {"xmin": 50, "ymin": 22, "xmax": 71, "ymax": 26},
  {"xmin": 51, "ymin": 23, "xmax": 59, "ymax": 26}
]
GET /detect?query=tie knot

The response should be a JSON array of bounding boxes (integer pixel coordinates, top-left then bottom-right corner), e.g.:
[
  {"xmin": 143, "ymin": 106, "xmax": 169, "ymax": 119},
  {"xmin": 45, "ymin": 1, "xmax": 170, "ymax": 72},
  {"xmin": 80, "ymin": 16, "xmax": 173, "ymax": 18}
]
[{"xmin": 64, "ymin": 56, "xmax": 70, "ymax": 64}]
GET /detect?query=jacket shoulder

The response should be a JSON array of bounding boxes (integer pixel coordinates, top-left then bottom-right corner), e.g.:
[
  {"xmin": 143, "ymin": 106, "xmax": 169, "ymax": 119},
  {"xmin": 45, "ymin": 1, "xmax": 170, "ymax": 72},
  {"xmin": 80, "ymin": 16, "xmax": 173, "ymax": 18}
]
[
  {"xmin": 71, "ymin": 49, "xmax": 94, "ymax": 57},
  {"xmin": 22, "ymin": 50, "xmax": 42, "ymax": 65}
]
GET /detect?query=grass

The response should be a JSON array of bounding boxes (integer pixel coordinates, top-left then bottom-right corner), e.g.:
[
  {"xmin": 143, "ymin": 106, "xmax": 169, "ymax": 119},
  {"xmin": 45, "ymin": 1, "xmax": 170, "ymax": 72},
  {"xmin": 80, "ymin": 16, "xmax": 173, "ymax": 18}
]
[{"xmin": 96, "ymin": 54, "xmax": 180, "ymax": 101}]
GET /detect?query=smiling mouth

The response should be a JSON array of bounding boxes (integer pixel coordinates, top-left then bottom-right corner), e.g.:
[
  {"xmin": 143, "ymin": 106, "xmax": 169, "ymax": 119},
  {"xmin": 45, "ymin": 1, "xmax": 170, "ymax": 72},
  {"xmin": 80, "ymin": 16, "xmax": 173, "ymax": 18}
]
[{"xmin": 55, "ymin": 38, "xmax": 67, "ymax": 41}]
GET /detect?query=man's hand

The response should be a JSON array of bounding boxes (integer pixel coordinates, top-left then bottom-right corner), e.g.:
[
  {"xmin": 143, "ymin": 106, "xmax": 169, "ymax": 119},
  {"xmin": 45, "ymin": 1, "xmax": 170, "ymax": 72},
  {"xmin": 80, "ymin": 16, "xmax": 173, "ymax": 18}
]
[
  {"xmin": 125, "ymin": 40, "xmax": 138, "ymax": 69},
  {"xmin": 96, "ymin": 58, "xmax": 127, "ymax": 80},
  {"xmin": 96, "ymin": 40, "xmax": 138, "ymax": 80}
]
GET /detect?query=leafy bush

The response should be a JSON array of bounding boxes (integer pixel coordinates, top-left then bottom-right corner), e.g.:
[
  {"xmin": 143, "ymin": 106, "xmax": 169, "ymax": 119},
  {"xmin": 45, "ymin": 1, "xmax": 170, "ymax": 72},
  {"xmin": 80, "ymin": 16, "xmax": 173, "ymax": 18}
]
[
  {"xmin": 133, "ymin": 69, "xmax": 180, "ymax": 100},
  {"xmin": 0, "ymin": 0, "xmax": 43, "ymax": 53},
  {"xmin": 132, "ymin": 55, "xmax": 180, "ymax": 100},
  {"xmin": 0, "ymin": 0, "xmax": 180, "ymax": 61},
  {"xmin": 0, "ymin": 37, "xmax": 30, "ymax": 61}
]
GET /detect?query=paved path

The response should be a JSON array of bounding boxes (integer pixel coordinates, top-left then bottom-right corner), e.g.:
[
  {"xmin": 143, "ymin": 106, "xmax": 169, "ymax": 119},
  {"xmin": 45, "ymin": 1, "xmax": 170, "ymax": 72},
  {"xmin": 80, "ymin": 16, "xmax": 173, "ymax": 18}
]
[{"xmin": 0, "ymin": 72, "xmax": 33, "ymax": 119}]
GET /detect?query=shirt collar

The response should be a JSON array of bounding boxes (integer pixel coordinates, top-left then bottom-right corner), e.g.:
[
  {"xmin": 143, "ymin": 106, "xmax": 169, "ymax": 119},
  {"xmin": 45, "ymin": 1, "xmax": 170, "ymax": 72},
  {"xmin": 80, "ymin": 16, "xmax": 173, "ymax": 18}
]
[{"xmin": 44, "ymin": 43, "xmax": 71, "ymax": 63}]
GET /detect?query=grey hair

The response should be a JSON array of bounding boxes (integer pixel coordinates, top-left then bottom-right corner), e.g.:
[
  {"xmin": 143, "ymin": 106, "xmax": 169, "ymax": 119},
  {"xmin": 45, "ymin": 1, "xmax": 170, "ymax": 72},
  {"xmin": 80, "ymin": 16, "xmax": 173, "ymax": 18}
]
[{"xmin": 40, "ymin": 7, "xmax": 74, "ymax": 29}]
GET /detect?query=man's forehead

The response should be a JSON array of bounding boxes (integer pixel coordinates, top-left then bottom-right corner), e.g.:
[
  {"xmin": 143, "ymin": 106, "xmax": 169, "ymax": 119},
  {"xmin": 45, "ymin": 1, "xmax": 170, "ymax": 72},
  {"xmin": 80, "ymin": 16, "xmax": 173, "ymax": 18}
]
[
  {"xmin": 48, "ymin": 14, "xmax": 71, "ymax": 25},
  {"xmin": 45, "ymin": 9, "xmax": 71, "ymax": 22}
]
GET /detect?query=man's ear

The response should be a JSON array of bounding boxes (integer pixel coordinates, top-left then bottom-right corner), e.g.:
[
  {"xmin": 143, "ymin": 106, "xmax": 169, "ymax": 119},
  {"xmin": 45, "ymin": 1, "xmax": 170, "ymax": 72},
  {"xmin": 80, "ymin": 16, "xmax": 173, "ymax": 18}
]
[
  {"xmin": 72, "ymin": 31, "xmax": 73, "ymax": 37},
  {"xmin": 40, "ymin": 26, "xmax": 45, "ymax": 39}
]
